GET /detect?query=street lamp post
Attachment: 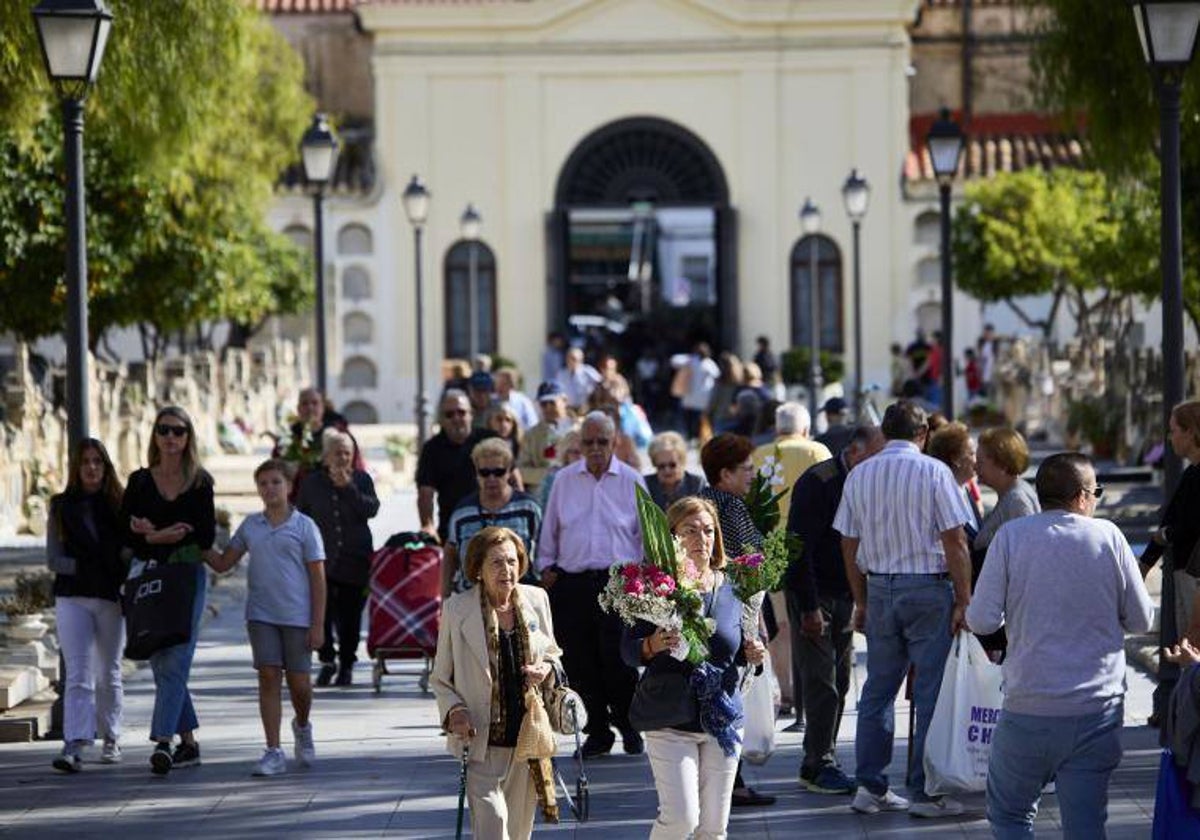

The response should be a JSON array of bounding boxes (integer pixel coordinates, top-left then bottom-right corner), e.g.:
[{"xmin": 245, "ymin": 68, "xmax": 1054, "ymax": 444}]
[
  {"xmin": 300, "ymin": 113, "xmax": 339, "ymax": 394},
  {"xmin": 926, "ymin": 108, "xmax": 966, "ymax": 420},
  {"xmin": 842, "ymin": 170, "xmax": 870, "ymax": 413},
  {"xmin": 800, "ymin": 198, "xmax": 822, "ymax": 419},
  {"xmin": 31, "ymin": 0, "xmax": 113, "ymax": 453},
  {"xmin": 403, "ymin": 176, "xmax": 431, "ymax": 446},
  {"xmin": 460, "ymin": 204, "xmax": 482, "ymax": 363},
  {"xmin": 1128, "ymin": 0, "xmax": 1200, "ymax": 727}
]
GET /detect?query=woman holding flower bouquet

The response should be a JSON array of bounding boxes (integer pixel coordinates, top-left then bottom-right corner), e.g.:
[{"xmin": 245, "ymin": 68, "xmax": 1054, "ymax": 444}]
[{"xmin": 620, "ymin": 497, "xmax": 766, "ymax": 838}]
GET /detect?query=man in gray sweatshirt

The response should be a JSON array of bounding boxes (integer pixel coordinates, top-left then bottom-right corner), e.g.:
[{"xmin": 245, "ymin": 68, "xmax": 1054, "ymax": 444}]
[{"xmin": 967, "ymin": 452, "xmax": 1153, "ymax": 839}]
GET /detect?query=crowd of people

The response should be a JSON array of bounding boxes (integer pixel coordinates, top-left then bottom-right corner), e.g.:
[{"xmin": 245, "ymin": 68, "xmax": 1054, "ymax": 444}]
[{"xmin": 39, "ymin": 344, "xmax": 1200, "ymax": 838}]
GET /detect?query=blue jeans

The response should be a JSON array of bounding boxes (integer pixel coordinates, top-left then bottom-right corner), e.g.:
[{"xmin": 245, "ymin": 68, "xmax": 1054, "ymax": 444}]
[
  {"xmin": 149, "ymin": 565, "xmax": 207, "ymax": 741},
  {"xmin": 854, "ymin": 574, "xmax": 953, "ymax": 800},
  {"xmin": 987, "ymin": 704, "xmax": 1123, "ymax": 839}
]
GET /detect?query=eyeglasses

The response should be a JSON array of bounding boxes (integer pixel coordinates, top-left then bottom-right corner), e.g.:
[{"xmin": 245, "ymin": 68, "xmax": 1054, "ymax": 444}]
[
  {"xmin": 654, "ymin": 461, "xmax": 678, "ymax": 470},
  {"xmin": 443, "ymin": 409, "xmax": 468, "ymax": 418},
  {"xmin": 1082, "ymin": 485, "xmax": 1105, "ymax": 499},
  {"xmin": 477, "ymin": 467, "xmax": 509, "ymax": 478},
  {"xmin": 155, "ymin": 424, "xmax": 188, "ymax": 438},
  {"xmin": 581, "ymin": 438, "xmax": 611, "ymax": 448}
]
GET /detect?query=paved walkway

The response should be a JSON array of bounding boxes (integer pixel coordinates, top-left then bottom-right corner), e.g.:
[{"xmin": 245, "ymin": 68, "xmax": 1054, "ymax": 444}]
[{"xmin": 0, "ymin": 489, "xmax": 1165, "ymax": 838}]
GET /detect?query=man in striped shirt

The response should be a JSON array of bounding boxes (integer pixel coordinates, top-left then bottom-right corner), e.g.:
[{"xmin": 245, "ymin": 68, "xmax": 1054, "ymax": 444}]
[{"xmin": 833, "ymin": 400, "xmax": 973, "ymax": 818}]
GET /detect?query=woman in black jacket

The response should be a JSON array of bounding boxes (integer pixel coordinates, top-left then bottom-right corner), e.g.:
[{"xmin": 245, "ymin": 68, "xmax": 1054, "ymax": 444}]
[
  {"xmin": 1141, "ymin": 399, "xmax": 1200, "ymax": 643},
  {"xmin": 48, "ymin": 438, "xmax": 127, "ymax": 773},
  {"xmin": 297, "ymin": 429, "xmax": 380, "ymax": 686},
  {"xmin": 120, "ymin": 406, "xmax": 215, "ymax": 776}
]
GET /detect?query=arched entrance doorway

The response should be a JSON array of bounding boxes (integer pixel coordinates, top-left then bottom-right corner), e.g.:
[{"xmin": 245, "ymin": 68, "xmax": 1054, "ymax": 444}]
[{"xmin": 547, "ymin": 117, "xmax": 735, "ymax": 364}]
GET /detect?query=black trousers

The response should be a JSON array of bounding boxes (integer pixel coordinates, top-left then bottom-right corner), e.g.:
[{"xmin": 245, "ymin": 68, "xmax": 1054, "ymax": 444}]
[
  {"xmin": 790, "ymin": 590, "xmax": 854, "ymax": 772},
  {"xmin": 319, "ymin": 579, "xmax": 367, "ymax": 667},
  {"xmin": 548, "ymin": 570, "xmax": 637, "ymax": 737}
]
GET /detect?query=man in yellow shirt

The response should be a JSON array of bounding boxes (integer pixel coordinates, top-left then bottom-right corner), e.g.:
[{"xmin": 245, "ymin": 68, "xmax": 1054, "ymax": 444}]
[{"xmin": 751, "ymin": 401, "xmax": 832, "ymax": 731}]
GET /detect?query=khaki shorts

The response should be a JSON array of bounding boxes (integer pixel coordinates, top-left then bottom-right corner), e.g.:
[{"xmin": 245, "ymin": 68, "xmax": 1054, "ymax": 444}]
[{"xmin": 247, "ymin": 621, "xmax": 311, "ymax": 673}]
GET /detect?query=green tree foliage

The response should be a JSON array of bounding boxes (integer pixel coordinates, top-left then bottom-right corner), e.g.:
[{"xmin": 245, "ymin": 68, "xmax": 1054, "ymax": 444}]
[
  {"xmin": 953, "ymin": 169, "xmax": 1159, "ymax": 341},
  {"xmin": 0, "ymin": 0, "xmax": 313, "ymax": 355},
  {"xmin": 1029, "ymin": 0, "xmax": 1200, "ymax": 337}
]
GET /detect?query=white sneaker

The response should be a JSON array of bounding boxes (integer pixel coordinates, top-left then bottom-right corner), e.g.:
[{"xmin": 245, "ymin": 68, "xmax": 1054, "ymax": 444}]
[
  {"xmin": 851, "ymin": 787, "xmax": 910, "ymax": 814},
  {"xmin": 252, "ymin": 747, "xmax": 287, "ymax": 777},
  {"xmin": 910, "ymin": 796, "xmax": 965, "ymax": 818},
  {"xmin": 100, "ymin": 738, "xmax": 122, "ymax": 764},
  {"xmin": 291, "ymin": 718, "xmax": 315, "ymax": 767},
  {"xmin": 52, "ymin": 742, "xmax": 84, "ymax": 774}
]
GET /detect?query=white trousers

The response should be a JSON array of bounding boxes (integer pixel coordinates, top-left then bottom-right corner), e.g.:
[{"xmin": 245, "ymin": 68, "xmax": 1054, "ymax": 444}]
[
  {"xmin": 56, "ymin": 596, "xmax": 125, "ymax": 744},
  {"xmin": 645, "ymin": 728, "xmax": 741, "ymax": 840},
  {"xmin": 466, "ymin": 745, "xmax": 535, "ymax": 839}
]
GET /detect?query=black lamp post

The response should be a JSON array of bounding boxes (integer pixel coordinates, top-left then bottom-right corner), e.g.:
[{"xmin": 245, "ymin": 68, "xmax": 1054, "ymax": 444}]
[
  {"xmin": 300, "ymin": 113, "xmax": 339, "ymax": 394},
  {"xmin": 1128, "ymin": 0, "xmax": 1200, "ymax": 728},
  {"xmin": 926, "ymin": 108, "xmax": 966, "ymax": 419},
  {"xmin": 403, "ymin": 175, "xmax": 431, "ymax": 446},
  {"xmin": 800, "ymin": 198, "xmax": 822, "ymax": 419},
  {"xmin": 459, "ymin": 204, "xmax": 482, "ymax": 363},
  {"xmin": 31, "ymin": 0, "xmax": 112, "ymax": 453},
  {"xmin": 842, "ymin": 169, "xmax": 870, "ymax": 412}
]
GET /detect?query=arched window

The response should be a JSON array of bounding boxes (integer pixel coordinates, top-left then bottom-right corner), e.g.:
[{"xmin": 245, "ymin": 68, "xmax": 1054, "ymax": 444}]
[
  {"xmin": 337, "ymin": 223, "xmax": 373, "ymax": 256},
  {"xmin": 341, "ymin": 356, "xmax": 377, "ymax": 389},
  {"xmin": 342, "ymin": 265, "xmax": 372, "ymax": 302},
  {"xmin": 790, "ymin": 235, "xmax": 844, "ymax": 353},
  {"xmin": 283, "ymin": 224, "xmax": 311, "ymax": 251},
  {"xmin": 443, "ymin": 240, "xmax": 498, "ymax": 359},
  {"xmin": 915, "ymin": 211, "xmax": 941, "ymax": 248},
  {"xmin": 344, "ymin": 313, "xmax": 373, "ymax": 345},
  {"xmin": 341, "ymin": 400, "xmax": 378, "ymax": 424},
  {"xmin": 917, "ymin": 256, "xmax": 941, "ymax": 287}
]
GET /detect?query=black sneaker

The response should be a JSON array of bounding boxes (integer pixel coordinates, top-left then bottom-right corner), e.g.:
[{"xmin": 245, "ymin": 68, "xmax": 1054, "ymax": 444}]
[
  {"xmin": 316, "ymin": 663, "xmax": 337, "ymax": 687},
  {"xmin": 619, "ymin": 728, "xmax": 644, "ymax": 755},
  {"xmin": 335, "ymin": 665, "xmax": 353, "ymax": 687},
  {"xmin": 576, "ymin": 733, "xmax": 614, "ymax": 760},
  {"xmin": 150, "ymin": 742, "xmax": 173, "ymax": 776},
  {"xmin": 171, "ymin": 742, "xmax": 201, "ymax": 769}
]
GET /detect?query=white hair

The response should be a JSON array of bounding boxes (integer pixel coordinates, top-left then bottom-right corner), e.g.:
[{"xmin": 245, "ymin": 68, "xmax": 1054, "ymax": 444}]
[
  {"xmin": 775, "ymin": 402, "xmax": 811, "ymax": 436},
  {"xmin": 581, "ymin": 410, "xmax": 616, "ymax": 437},
  {"xmin": 321, "ymin": 428, "xmax": 354, "ymax": 457}
]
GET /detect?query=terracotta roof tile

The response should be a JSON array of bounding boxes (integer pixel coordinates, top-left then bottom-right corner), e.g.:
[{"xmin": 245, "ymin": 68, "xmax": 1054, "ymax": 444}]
[{"xmin": 905, "ymin": 112, "xmax": 1088, "ymax": 184}]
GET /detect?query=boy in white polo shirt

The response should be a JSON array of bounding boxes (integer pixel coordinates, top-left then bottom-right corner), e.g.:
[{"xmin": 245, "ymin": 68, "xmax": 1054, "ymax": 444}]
[{"xmin": 207, "ymin": 459, "xmax": 326, "ymax": 777}]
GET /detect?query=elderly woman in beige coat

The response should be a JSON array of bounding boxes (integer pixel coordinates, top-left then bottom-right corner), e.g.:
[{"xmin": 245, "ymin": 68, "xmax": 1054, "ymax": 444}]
[{"xmin": 432, "ymin": 526, "xmax": 562, "ymax": 838}]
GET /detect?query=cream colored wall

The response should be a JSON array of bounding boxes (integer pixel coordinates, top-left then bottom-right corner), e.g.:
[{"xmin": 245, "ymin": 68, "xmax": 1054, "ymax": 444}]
[{"xmin": 357, "ymin": 0, "xmax": 920, "ymax": 417}]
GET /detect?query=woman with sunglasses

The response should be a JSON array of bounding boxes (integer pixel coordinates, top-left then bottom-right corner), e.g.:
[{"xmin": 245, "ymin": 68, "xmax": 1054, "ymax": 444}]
[
  {"xmin": 48, "ymin": 438, "xmax": 127, "ymax": 772},
  {"xmin": 443, "ymin": 438, "xmax": 542, "ymax": 597},
  {"xmin": 120, "ymin": 406, "xmax": 215, "ymax": 776},
  {"xmin": 1141, "ymin": 399, "xmax": 1200, "ymax": 646},
  {"xmin": 643, "ymin": 431, "xmax": 705, "ymax": 511}
]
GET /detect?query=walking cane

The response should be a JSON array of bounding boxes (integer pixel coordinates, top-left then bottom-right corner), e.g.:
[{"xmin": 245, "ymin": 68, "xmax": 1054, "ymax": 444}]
[{"xmin": 455, "ymin": 743, "xmax": 470, "ymax": 839}]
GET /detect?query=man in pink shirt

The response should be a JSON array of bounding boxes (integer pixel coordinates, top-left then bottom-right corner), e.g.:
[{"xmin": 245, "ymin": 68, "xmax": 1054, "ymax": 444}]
[{"xmin": 539, "ymin": 411, "xmax": 647, "ymax": 757}]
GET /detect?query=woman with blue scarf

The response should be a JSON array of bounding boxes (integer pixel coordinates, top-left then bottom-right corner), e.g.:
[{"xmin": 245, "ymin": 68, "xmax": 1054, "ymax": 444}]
[{"xmin": 620, "ymin": 496, "xmax": 765, "ymax": 839}]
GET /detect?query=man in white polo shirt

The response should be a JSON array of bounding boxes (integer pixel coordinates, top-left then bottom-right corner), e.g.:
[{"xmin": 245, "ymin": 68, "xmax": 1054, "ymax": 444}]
[{"xmin": 833, "ymin": 400, "xmax": 973, "ymax": 818}]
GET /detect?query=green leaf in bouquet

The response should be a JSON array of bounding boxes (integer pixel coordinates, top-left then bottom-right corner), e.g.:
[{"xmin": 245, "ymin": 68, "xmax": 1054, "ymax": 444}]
[{"xmin": 636, "ymin": 484, "xmax": 679, "ymax": 579}]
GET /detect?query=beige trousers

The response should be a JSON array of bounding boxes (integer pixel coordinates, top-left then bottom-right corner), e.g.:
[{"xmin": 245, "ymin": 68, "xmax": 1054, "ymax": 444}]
[
  {"xmin": 466, "ymin": 746, "xmax": 535, "ymax": 840},
  {"xmin": 645, "ymin": 728, "xmax": 740, "ymax": 840}
]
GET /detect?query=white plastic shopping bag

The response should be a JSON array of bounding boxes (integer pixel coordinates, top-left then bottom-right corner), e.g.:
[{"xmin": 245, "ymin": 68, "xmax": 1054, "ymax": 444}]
[
  {"xmin": 741, "ymin": 649, "xmax": 779, "ymax": 765},
  {"xmin": 923, "ymin": 631, "xmax": 1004, "ymax": 796}
]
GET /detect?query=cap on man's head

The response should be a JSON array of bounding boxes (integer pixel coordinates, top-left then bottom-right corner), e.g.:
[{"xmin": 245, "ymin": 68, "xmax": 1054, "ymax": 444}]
[
  {"xmin": 536, "ymin": 381, "xmax": 565, "ymax": 402},
  {"xmin": 468, "ymin": 371, "xmax": 495, "ymax": 392},
  {"xmin": 822, "ymin": 397, "xmax": 848, "ymax": 415}
]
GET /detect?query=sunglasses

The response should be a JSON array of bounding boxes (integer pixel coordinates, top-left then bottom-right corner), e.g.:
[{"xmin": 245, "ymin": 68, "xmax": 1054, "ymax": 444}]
[
  {"xmin": 477, "ymin": 467, "xmax": 509, "ymax": 478},
  {"xmin": 443, "ymin": 409, "xmax": 468, "ymax": 418},
  {"xmin": 654, "ymin": 461, "xmax": 678, "ymax": 470},
  {"xmin": 155, "ymin": 424, "xmax": 188, "ymax": 438},
  {"xmin": 1082, "ymin": 485, "xmax": 1105, "ymax": 499}
]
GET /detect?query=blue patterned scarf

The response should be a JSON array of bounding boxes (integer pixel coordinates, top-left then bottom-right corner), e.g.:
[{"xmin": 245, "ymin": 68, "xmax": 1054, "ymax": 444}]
[{"xmin": 690, "ymin": 662, "xmax": 741, "ymax": 757}]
